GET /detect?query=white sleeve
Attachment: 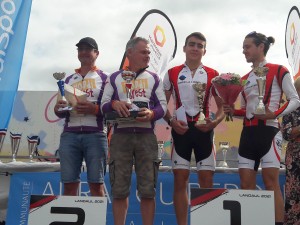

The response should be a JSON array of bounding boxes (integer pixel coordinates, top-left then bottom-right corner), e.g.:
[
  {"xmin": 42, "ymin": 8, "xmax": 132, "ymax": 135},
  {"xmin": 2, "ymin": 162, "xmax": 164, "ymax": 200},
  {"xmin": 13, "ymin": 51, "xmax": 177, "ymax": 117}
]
[
  {"xmin": 100, "ymin": 77, "xmax": 115, "ymax": 113},
  {"xmin": 276, "ymin": 73, "xmax": 300, "ymax": 117},
  {"xmin": 163, "ymin": 71, "xmax": 171, "ymax": 91}
]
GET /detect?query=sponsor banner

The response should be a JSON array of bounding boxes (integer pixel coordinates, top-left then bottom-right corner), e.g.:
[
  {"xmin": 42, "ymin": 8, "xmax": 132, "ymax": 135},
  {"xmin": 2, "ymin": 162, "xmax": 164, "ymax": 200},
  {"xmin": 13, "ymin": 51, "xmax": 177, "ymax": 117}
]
[
  {"xmin": 6, "ymin": 172, "xmax": 285, "ymax": 225},
  {"xmin": 285, "ymin": 6, "xmax": 300, "ymax": 79},
  {"xmin": 0, "ymin": 0, "xmax": 33, "ymax": 129},
  {"xmin": 120, "ymin": 9, "xmax": 177, "ymax": 78},
  {"xmin": 28, "ymin": 195, "xmax": 107, "ymax": 225},
  {"xmin": 191, "ymin": 189, "xmax": 274, "ymax": 225}
]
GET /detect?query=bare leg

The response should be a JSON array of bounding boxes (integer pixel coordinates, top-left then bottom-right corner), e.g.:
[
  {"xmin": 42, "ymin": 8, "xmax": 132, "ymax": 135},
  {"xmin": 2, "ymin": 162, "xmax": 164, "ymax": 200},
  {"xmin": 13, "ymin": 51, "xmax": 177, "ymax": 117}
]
[
  {"xmin": 173, "ymin": 169, "xmax": 189, "ymax": 225},
  {"xmin": 262, "ymin": 168, "xmax": 284, "ymax": 223},
  {"xmin": 113, "ymin": 197, "xmax": 128, "ymax": 225},
  {"xmin": 63, "ymin": 182, "xmax": 80, "ymax": 196},
  {"xmin": 198, "ymin": 170, "xmax": 214, "ymax": 188},
  {"xmin": 89, "ymin": 183, "xmax": 105, "ymax": 196},
  {"xmin": 141, "ymin": 197, "xmax": 155, "ymax": 225},
  {"xmin": 239, "ymin": 168, "xmax": 257, "ymax": 189}
]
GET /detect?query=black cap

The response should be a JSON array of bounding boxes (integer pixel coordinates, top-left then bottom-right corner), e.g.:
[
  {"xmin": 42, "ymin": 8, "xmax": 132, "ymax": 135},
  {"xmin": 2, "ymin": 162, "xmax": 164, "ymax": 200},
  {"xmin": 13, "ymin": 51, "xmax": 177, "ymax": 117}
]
[{"xmin": 76, "ymin": 37, "xmax": 98, "ymax": 50}]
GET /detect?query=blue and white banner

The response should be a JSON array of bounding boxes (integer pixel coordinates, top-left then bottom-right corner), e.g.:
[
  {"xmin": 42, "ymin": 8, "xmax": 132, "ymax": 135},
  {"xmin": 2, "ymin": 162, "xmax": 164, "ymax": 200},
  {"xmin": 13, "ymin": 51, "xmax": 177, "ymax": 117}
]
[
  {"xmin": 0, "ymin": 0, "xmax": 32, "ymax": 129},
  {"xmin": 6, "ymin": 172, "xmax": 285, "ymax": 225},
  {"xmin": 120, "ymin": 9, "xmax": 177, "ymax": 78}
]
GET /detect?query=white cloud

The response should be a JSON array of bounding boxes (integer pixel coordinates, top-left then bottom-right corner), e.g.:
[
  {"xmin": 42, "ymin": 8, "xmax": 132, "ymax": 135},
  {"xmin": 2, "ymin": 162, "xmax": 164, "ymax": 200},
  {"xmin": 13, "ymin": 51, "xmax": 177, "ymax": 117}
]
[{"xmin": 18, "ymin": 0, "xmax": 300, "ymax": 90}]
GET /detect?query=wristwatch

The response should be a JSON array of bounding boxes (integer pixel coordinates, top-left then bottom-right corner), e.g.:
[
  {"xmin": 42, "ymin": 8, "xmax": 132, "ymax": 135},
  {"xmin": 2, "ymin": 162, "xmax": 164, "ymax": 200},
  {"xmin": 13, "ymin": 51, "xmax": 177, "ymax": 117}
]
[{"xmin": 168, "ymin": 117, "xmax": 174, "ymax": 126}]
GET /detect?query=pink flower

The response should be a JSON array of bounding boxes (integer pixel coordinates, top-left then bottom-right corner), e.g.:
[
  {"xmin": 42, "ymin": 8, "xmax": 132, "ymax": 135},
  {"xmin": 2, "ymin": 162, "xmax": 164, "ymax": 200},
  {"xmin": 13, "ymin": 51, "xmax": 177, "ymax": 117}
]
[{"xmin": 212, "ymin": 73, "xmax": 245, "ymax": 121}]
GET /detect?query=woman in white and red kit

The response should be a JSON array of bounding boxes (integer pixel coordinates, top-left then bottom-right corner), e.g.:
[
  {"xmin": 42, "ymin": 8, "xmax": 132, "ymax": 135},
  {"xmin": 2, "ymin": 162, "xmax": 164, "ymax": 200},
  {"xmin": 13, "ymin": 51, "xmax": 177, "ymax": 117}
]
[{"xmin": 224, "ymin": 31, "xmax": 300, "ymax": 225}]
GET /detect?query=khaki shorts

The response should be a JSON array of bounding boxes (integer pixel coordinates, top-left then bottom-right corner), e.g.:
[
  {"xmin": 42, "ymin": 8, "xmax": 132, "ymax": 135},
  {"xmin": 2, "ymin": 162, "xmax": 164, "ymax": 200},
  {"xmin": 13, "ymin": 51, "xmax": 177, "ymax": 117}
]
[{"xmin": 109, "ymin": 133, "xmax": 160, "ymax": 198}]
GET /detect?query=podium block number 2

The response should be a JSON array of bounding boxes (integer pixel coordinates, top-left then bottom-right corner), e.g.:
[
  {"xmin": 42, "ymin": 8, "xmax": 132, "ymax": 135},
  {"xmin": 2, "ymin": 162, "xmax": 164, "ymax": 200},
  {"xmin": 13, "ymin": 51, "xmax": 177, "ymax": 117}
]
[
  {"xmin": 223, "ymin": 200, "xmax": 241, "ymax": 225},
  {"xmin": 49, "ymin": 207, "xmax": 85, "ymax": 225}
]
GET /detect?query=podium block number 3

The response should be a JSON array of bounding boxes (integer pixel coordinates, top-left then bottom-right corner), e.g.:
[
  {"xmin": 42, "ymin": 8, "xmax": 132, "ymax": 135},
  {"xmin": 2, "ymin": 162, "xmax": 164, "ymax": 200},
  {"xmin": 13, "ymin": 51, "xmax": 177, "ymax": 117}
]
[{"xmin": 223, "ymin": 200, "xmax": 241, "ymax": 225}]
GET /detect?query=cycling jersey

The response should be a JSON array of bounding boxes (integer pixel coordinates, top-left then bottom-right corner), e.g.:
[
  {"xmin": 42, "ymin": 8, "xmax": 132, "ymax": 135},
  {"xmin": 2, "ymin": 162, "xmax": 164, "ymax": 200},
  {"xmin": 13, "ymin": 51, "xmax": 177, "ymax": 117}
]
[{"xmin": 55, "ymin": 68, "xmax": 108, "ymax": 133}]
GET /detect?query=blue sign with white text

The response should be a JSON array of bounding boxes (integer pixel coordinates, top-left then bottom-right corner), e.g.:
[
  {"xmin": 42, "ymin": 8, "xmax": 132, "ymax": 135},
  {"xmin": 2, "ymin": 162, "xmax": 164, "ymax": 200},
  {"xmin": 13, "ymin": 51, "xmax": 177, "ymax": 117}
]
[
  {"xmin": 6, "ymin": 172, "xmax": 285, "ymax": 225},
  {"xmin": 0, "ymin": 0, "xmax": 32, "ymax": 129}
]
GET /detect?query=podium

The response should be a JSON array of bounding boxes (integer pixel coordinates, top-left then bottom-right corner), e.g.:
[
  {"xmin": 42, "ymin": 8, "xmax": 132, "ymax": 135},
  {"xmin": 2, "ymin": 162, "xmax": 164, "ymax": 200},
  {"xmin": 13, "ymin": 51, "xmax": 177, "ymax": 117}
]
[
  {"xmin": 190, "ymin": 188, "xmax": 275, "ymax": 225},
  {"xmin": 28, "ymin": 195, "xmax": 107, "ymax": 225}
]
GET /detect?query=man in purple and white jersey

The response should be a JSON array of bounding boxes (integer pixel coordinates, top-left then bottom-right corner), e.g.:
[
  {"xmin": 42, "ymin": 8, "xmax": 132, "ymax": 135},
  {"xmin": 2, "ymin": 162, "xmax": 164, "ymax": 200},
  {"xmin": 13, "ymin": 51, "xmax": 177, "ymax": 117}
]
[{"xmin": 101, "ymin": 37, "xmax": 167, "ymax": 225}]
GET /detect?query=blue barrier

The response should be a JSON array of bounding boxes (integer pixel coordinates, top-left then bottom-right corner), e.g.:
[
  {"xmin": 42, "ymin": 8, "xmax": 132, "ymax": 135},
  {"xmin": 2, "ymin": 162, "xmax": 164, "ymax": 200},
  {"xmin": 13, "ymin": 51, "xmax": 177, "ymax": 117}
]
[{"xmin": 6, "ymin": 171, "xmax": 285, "ymax": 225}]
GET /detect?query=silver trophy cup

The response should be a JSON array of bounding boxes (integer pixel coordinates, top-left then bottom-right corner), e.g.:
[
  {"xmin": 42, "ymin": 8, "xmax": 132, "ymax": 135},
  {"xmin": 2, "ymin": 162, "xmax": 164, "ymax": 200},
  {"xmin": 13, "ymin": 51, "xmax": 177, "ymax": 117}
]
[
  {"xmin": 53, "ymin": 72, "xmax": 73, "ymax": 111},
  {"xmin": 157, "ymin": 141, "xmax": 165, "ymax": 166},
  {"xmin": 253, "ymin": 67, "xmax": 269, "ymax": 115},
  {"xmin": 218, "ymin": 141, "xmax": 230, "ymax": 168},
  {"xmin": 192, "ymin": 83, "xmax": 207, "ymax": 124},
  {"xmin": 27, "ymin": 136, "xmax": 39, "ymax": 163},
  {"xmin": 10, "ymin": 132, "xmax": 22, "ymax": 162},
  {"xmin": 121, "ymin": 71, "xmax": 136, "ymax": 104},
  {"xmin": 0, "ymin": 129, "xmax": 7, "ymax": 163}
]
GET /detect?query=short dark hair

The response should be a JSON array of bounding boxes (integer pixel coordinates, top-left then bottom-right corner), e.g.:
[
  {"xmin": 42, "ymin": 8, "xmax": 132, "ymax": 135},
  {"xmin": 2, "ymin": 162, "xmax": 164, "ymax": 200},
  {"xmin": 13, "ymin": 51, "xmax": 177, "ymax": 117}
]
[
  {"xmin": 125, "ymin": 37, "xmax": 149, "ymax": 52},
  {"xmin": 184, "ymin": 32, "xmax": 206, "ymax": 47},
  {"xmin": 245, "ymin": 31, "xmax": 275, "ymax": 56}
]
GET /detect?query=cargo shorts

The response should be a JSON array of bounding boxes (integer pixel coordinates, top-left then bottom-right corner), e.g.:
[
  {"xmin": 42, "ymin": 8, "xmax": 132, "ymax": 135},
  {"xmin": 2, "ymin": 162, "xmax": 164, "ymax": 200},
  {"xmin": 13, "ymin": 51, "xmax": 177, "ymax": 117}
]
[{"xmin": 109, "ymin": 133, "xmax": 160, "ymax": 198}]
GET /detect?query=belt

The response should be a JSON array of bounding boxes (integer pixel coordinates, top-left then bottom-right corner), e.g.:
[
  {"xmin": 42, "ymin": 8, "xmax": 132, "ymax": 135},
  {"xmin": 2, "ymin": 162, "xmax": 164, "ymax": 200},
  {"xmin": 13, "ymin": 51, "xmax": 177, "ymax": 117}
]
[
  {"xmin": 243, "ymin": 117, "xmax": 266, "ymax": 127},
  {"xmin": 68, "ymin": 131, "xmax": 99, "ymax": 134}
]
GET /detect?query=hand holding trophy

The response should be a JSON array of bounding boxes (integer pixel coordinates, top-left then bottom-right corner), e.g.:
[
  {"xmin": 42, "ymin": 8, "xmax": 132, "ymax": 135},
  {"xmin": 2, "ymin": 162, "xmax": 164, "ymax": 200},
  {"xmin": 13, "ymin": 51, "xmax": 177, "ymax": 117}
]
[
  {"xmin": 121, "ymin": 71, "xmax": 136, "ymax": 104},
  {"xmin": 192, "ymin": 82, "xmax": 207, "ymax": 124},
  {"xmin": 53, "ymin": 72, "xmax": 73, "ymax": 111},
  {"xmin": 104, "ymin": 71, "xmax": 138, "ymax": 123},
  {"xmin": 253, "ymin": 67, "xmax": 269, "ymax": 115}
]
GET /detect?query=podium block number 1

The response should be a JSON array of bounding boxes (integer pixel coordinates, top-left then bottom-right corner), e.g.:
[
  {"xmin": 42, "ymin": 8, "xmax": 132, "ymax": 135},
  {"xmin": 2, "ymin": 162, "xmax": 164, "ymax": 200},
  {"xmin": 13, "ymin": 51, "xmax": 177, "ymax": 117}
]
[
  {"xmin": 190, "ymin": 189, "xmax": 274, "ymax": 225},
  {"xmin": 223, "ymin": 200, "xmax": 241, "ymax": 225}
]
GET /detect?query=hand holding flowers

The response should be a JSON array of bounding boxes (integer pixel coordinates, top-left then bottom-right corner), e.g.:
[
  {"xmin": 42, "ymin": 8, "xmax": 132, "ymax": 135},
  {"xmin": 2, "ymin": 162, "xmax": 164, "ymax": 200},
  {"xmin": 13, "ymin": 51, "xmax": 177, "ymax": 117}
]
[{"xmin": 212, "ymin": 73, "xmax": 246, "ymax": 121}]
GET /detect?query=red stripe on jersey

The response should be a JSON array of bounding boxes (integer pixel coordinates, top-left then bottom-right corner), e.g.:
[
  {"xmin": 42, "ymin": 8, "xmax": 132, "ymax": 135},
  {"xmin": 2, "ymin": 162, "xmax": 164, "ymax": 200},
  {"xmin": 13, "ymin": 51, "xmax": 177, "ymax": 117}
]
[
  {"xmin": 275, "ymin": 102, "xmax": 288, "ymax": 117},
  {"xmin": 168, "ymin": 64, "xmax": 185, "ymax": 109},
  {"xmin": 234, "ymin": 109, "xmax": 246, "ymax": 117},
  {"xmin": 202, "ymin": 66, "xmax": 219, "ymax": 117}
]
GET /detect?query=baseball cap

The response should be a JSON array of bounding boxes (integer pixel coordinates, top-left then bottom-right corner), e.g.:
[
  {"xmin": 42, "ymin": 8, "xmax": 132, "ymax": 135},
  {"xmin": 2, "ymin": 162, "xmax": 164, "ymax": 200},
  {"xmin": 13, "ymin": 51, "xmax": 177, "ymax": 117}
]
[{"xmin": 76, "ymin": 37, "xmax": 98, "ymax": 50}]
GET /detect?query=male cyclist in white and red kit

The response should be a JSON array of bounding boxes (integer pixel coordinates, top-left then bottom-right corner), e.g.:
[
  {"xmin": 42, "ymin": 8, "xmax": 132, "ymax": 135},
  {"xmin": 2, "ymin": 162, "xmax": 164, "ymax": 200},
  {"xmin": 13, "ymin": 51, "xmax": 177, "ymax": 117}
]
[
  {"xmin": 224, "ymin": 31, "xmax": 300, "ymax": 225},
  {"xmin": 163, "ymin": 32, "xmax": 224, "ymax": 225}
]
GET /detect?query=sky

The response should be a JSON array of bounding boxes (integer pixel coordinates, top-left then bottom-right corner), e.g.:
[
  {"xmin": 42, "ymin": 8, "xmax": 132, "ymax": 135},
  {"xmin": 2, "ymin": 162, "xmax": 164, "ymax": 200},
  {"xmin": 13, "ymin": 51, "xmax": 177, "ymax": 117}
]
[{"xmin": 18, "ymin": 0, "xmax": 300, "ymax": 91}]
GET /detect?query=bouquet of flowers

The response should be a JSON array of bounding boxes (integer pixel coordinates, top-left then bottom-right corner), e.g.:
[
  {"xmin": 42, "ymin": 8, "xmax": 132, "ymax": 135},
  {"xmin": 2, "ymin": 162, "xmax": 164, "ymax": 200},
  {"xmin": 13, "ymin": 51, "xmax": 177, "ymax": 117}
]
[{"xmin": 212, "ymin": 73, "xmax": 246, "ymax": 121}]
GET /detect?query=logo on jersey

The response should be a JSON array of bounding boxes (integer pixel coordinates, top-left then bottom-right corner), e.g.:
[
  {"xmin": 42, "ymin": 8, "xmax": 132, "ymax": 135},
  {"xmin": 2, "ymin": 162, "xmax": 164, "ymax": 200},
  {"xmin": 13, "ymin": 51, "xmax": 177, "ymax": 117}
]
[{"xmin": 179, "ymin": 75, "xmax": 186, "ymax": 80}]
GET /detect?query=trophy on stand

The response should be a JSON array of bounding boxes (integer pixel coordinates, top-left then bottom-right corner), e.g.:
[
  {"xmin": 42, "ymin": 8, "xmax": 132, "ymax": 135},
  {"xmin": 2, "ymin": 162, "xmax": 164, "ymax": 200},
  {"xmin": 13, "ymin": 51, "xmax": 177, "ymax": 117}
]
[
  {"xmin": 253, "ymin": 67, "xmax": 269, "ymax": 115},
  {"xmin": 192, "ymin": 83, "xmax": 207, "ymax": 124},
  {"xmin": 157, "ymin": 141, "xmax": 165, "ymax": 166},
  {"xmin": 10, "ymin": 132, "xmax": 22, "ymax": 162},
  {"xmin": 218, "ymin": 142, "xmax": 230, "ymax": 168},
  {"xmin": 53, "ymin": 72, "xmax": 73, "ymax": 111},
  {"xmin": 0, "ymin": 129, "xmax": 7, "ymax": 163},
  {"xmin": 27, "ymin": 136, "xmax": 39, "ymax": 163},
  {"xmin": 121, "ymin": 71, "xmax": 136, "ymax": 104}
]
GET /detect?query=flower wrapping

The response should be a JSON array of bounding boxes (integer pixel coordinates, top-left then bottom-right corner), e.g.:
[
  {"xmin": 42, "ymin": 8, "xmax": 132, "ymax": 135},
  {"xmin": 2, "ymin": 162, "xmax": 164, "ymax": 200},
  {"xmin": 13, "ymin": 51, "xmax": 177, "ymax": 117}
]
[{"xmin": 212, "ymin": 73, "xmax": 245, "ymax": 121}]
